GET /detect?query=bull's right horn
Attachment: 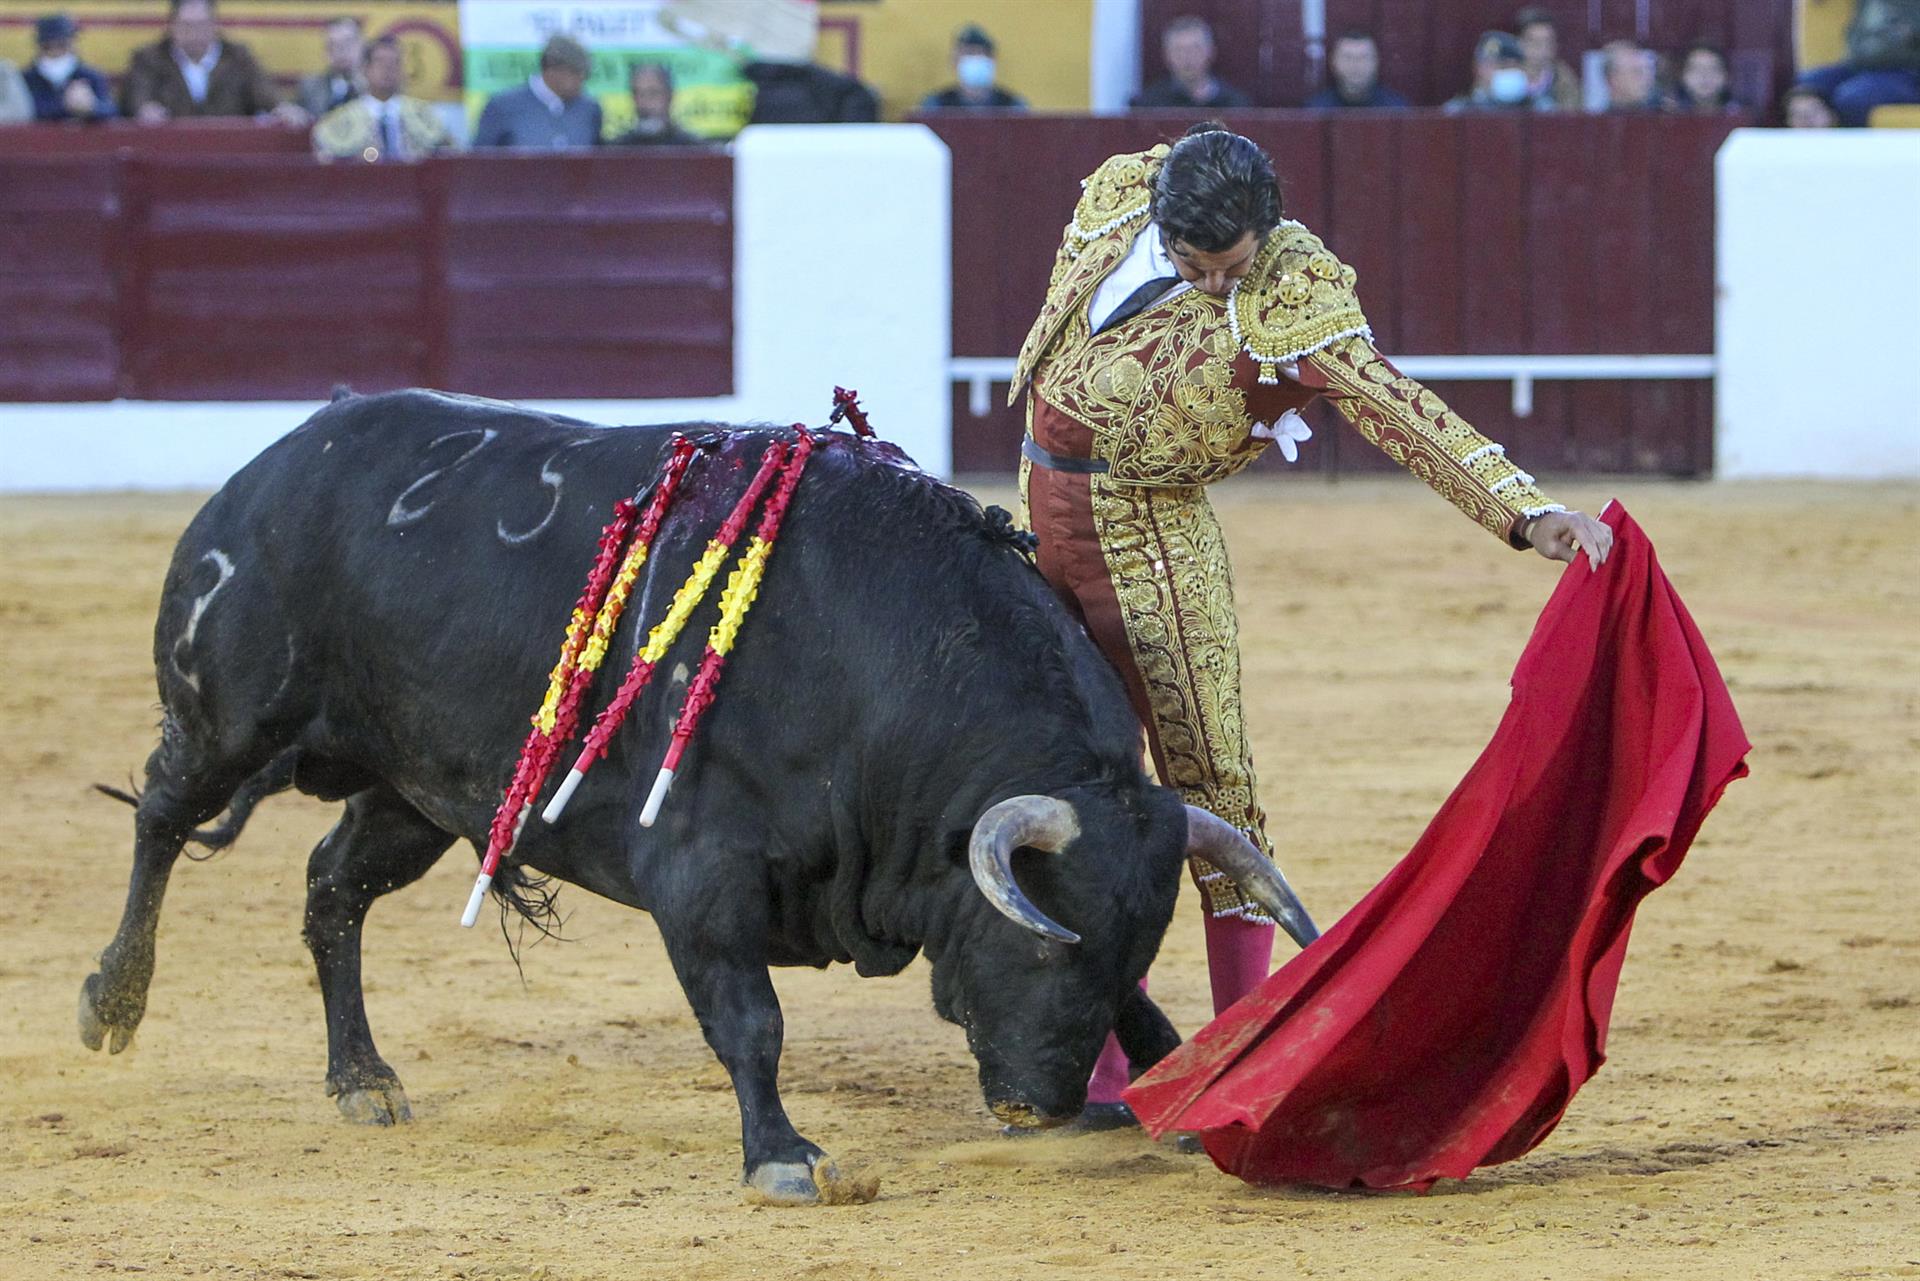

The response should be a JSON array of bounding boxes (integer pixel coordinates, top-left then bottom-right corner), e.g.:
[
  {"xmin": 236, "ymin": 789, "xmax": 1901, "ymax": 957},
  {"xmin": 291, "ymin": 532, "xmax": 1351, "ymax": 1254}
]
[
  {"xmin": 968, "ymin": 796, "xmax": 1082, "ymax": 944},
  {"xmin": 1185, "ymin": 806, "xmax": 1321, "ymax": 949}
]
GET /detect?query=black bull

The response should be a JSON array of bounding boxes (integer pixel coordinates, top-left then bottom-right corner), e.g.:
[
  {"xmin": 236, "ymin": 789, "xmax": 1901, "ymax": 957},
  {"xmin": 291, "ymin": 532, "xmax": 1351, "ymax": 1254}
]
[{"xmin": 81, "ymin": 390, "xmax": 1314, "ymax": 1204}]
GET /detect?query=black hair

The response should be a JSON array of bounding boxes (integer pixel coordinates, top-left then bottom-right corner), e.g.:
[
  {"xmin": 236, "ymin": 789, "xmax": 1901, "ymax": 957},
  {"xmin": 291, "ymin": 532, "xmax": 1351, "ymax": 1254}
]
[
  {"xmin": 1151, "ymin": 122, "xmax": 1282, "ymax": 254},
  {"xmin": 1514, "ymin": 6, "xmax": 1556, "ymax": 35},
  {"xmin": 361, "ymin": 35, "xmax": 399, "ymax": 67},
  {"xmin": 630, "ymin": 59, "xmax": 674, "ymax": 92},
  {"xmin": 169, "ymin": 0, "xmax": 213, "ymax": 14},
  {"xmin": 1332, "ymin": 27, "xmax": 1379, "ymax": 49}
]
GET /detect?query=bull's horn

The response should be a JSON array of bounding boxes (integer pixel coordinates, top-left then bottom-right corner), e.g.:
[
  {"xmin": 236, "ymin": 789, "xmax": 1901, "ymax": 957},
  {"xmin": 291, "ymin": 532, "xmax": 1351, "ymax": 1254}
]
[
  {"xmin": 968, "ymin": 796, "xmax": 1082, "ymax": 944},
  {"xmin": 1185, "ymin": 806, "xmax": 1321, "ymax": 949}
]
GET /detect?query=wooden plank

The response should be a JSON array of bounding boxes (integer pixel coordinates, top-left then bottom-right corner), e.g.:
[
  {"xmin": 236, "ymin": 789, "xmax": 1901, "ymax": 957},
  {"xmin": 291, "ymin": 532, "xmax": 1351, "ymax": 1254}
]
[
  {"xmin": 1524, "ymin": 115, "xmax": 1593, "ymax": 355},
  {"xmin": 1391, "ymin": 116, "xmax": 1463, "ymax": 353},
  {"xmin": 1456, "ymin": 114, "xmax": 1528, "ymax": 355},
  {"xmin": 1586, "ymin": 115, "xmax": 1657, "ymax": 355},
  {"xmin": 1324, "ymin": 115, "xmax": 1401, "ymax": 350}
]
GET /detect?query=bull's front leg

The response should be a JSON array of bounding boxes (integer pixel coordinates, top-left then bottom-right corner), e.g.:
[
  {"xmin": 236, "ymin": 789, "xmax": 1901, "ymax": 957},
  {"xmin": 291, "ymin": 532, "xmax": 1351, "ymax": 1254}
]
[{"xmin": 655, "ymin": 923, "xmax": 877, "ymax": 1205}]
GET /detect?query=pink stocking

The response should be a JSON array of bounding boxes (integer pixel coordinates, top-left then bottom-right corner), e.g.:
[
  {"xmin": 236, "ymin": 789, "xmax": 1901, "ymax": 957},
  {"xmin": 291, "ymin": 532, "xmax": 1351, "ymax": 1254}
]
[
  {"xmin": 1087, "ymin": 978, "xmax": 1145, "ymax": 1104},
  {"xmin": 1204, "ymin": 913, "xmax": 1274, "ymax": 1016}
]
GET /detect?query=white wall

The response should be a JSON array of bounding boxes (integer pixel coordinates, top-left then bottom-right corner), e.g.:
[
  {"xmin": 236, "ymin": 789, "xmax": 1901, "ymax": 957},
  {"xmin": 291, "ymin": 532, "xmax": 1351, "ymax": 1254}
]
[
  {"xmin": 0, "ymin": 124, "xmax": 951, "ymax": 493},
  {"xmin": 1717, "ymin": 130, "xmax": 1920, "ymax": 479}
]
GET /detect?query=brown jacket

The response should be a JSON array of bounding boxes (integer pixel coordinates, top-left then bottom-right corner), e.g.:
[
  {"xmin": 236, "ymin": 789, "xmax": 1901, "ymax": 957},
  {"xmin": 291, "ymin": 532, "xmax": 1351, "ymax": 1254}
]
[{"xmin": 120, "ymin": 38, "xmax": 281, "ymax": 119}]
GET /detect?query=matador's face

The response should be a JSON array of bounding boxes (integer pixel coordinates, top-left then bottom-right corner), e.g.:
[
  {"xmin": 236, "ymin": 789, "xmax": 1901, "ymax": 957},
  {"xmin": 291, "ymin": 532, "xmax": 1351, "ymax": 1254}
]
[{"xmin": 1164, "ymin": 229, "xmax": 1261, "ymax": 298}]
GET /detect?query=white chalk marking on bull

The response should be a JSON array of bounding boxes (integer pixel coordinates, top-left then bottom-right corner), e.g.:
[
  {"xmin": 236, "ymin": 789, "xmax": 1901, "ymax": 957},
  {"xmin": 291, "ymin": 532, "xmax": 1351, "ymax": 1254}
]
[
  {"xmin": 542, "ymin": 768, "xmax": 586, "ymax": 823},
  {"xmin": 638, "ymin": 768, "xmax": 674, "ymax": 827},
  {"xmin": 387, "ymin": 428, "xmax": 497, "ymax": 528},
  {"xmin": 182, "ymin": 549, "xmax": 235, "ymax": 648},
  {"xmin": 497, "ymin": 441, "xmax": 592, "ymax": 547}
]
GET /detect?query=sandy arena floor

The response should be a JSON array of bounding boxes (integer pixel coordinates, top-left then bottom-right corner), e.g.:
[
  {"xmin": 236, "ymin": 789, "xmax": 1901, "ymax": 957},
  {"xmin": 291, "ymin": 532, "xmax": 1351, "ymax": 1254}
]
[{"xmin": 1, "ymin": 476, "xmax": 1915, "ymax": 1281}]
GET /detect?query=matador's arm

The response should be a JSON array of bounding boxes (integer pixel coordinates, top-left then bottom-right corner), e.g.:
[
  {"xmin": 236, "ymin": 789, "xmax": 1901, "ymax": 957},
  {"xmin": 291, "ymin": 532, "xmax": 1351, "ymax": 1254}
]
[{"xmin": 1300, "ymin": 335, "xmax": 1565, "ymax": 549}]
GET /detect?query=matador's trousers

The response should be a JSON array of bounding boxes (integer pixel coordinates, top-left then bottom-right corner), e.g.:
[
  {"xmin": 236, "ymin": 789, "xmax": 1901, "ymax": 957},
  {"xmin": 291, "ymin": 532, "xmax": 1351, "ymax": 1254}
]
[{"xmin": 1021, "ymin": 446, "xmax": 1277, "ymax": 1101}]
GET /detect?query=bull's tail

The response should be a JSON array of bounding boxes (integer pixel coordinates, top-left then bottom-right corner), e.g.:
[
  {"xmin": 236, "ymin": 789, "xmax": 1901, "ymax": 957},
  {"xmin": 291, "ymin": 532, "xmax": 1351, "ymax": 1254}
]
[{"xmin": 93, "ymin": 748, "xmax": 298, "ymax": 859}]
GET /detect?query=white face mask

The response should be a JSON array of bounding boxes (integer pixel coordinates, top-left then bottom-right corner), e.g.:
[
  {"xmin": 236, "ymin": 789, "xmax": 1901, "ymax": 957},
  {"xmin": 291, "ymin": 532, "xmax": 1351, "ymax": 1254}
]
[
  {"xmin": 1489, "ymin": 66, "xmax": 1530, "ymax": 103},
  {"xmin": 37, "ymin": 52, "xmax": 79, "ymax": 84},
  {"xmin": 956, "ymin": 53, "xmax": 996, "ymax": 91}
]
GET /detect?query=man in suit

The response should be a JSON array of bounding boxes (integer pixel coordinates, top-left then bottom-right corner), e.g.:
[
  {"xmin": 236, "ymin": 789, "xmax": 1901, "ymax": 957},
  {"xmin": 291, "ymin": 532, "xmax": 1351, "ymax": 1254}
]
[
  {"xmin": 120, "ymin": 0, "xmax": 306, "ymax": 124},
  {"xmin": 23, "ymin": 14, "xmax": 118, "ymax": 122},
  {"xmin": 297, "ymin": 15, "xmax": 364, "ymax": 119},
  {"xmin": 472, "ymin": 34, "xmax": 601, "ymax": 148},
  {"xmin": 313, "ymin": 36, "xmax": 450, "ymax": 162},
  {"xmin": 1131, "ymin": 15, "xmax": 1252, "ymax": 110}
]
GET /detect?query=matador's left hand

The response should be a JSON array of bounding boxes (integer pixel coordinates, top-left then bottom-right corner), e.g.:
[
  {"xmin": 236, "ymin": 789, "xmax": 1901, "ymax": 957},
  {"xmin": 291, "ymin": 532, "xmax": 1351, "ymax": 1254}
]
[{"xmin": 1526, "ymin": 510, "xmax": 1614, "ymax": 571}]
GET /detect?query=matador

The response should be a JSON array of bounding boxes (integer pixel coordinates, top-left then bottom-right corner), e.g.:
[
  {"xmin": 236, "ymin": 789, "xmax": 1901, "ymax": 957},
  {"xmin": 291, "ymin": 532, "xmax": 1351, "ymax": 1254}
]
[{"xmin": 1012, "ymin": 125, "xmax": 1613, "ymax": 1123}]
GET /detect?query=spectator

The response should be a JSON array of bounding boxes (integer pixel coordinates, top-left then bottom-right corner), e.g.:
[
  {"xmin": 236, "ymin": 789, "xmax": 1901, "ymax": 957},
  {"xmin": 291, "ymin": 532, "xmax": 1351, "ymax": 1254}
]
[
  {"xmin": 1514, "ymin": 7, "xmax": 1580, "ymax": 111},
  {"xmin": 0, "ymin": 59, "xmax": 28, "ymax": 124},
  {"xmin": 1796, "ymin": 0, "xmax": 1920, "ymax": 126},
  {"xmin": 1305, "ymin": 29, "xmax": 1409, "ymax": 109},
  {"xmin": 614, "ymin": 61, "xmax": 699, "ymax": 145},
  {"xmin": 921, "ymin": 23, "xmax": 1027, "ymax": 111},
  {"xmin": 1600, "ymin": 40, "xmax": 1660, "ymax": 112},
  {"xmin": 1782, "ymin": 84, "xmax": 1840, "ymax": 128},
  {"xmin": 472, "ymin": 34, "xmax": 602, "ymax": 147},
  {"xmin": 312, "ymin": 36, "xmax": 449, "ymax": 162},
  {"xmin": 1668, "ymin": 42, "xmax": 1743, "ymax": 115},
  {"xmin": 1444, "ymin": 31, "xmax": 1532, "ymax": 112},
  {"xmin": 743, "ymin": 59, "xmax": 879, "ymax": 123},
  {"xmin": 121, "ymin": 0, "xmax": 303, "ymax": 124},
  {"xmin": 1132, "ymin": 16, "xmax": 1252, "ymax": 110},
  {"xmin": 23, "ymin": 13, "xmax": 116, "ymax": 122},
  {"xmin": 297, "ymin": 16, "xmax": 364, "ymax": 119}
]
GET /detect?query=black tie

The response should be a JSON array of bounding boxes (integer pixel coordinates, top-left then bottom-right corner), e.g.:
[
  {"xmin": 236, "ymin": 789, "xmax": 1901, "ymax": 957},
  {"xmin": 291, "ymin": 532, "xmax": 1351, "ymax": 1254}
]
[
  {"xmin": 381, "ymin": 108, "xmax": 403, "ymax": 161},
  {"xmin": 1096, "ymin": 274, "xmax": 1180, "ymax": 334}
]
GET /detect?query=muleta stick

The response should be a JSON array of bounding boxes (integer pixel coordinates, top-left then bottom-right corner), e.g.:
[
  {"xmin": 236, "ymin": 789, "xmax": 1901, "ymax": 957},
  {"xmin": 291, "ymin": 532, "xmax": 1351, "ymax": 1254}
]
[
  {"xmin": 460, "ymin": 436, "xmax": 699, "ymax": 928},
  {"xmin": 541, "ymin": 437, "xmax": 790, "ymax": 827},
  {"xmin": 640, "ymin": 428, "xmax": 816, "ymax": 827}
]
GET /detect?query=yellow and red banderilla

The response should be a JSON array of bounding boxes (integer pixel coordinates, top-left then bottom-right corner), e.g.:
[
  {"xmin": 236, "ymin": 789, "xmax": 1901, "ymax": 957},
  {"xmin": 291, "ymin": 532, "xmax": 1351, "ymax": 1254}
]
[{"xmin": 462, "ymin": 435, "xmax": 698, "ymax": 928}]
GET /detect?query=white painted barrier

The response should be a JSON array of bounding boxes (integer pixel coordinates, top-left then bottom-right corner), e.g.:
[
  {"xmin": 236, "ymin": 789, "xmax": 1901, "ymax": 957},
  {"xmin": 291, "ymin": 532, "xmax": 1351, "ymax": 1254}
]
[
  {"xmin": 1716, "ymin": 130, "xmax": 1920, "ymax": 479},
  {"xmin": 0, "ymin": 124, "xmax": 951, "ymax": 493}
]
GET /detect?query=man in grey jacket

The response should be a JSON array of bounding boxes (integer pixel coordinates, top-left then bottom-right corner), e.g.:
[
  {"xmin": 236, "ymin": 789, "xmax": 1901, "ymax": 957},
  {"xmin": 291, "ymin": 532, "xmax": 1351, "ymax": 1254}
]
[{"xmin": 473, "ymin": 33, "xmax": 601, "ymax": 147}]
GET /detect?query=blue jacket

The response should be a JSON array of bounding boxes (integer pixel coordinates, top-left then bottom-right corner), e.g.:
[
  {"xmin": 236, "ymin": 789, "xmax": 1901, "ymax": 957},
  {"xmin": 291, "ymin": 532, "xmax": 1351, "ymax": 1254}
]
[
  {"xmin": 24, "ymin": 61, "xmax": 118, "ymax": 121},
  {"xmin": 472, "ymin": 81, "xmax": 601, "ymax": 148}
]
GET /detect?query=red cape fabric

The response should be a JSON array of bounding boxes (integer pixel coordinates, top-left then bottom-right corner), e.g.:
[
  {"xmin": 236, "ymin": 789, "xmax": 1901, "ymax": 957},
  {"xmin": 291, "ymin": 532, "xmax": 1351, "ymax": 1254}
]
[{"xmin": 1125, "ymin": 504, "xmax": 1749, "ymax": 1190}]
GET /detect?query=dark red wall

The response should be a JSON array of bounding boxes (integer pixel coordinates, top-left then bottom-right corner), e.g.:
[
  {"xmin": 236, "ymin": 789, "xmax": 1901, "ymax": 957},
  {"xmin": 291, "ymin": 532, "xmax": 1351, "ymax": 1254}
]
[
  {"xmin": 0, "ymin": 145, "xmax": 732, "ymax": 403},
  {"xmin": 1138, "ymin": 0, "xmax": 1795, "ymax": 111},
  {"xmin": 926, "ymin": 112, "xmax": 1734, "ymax": 476}
]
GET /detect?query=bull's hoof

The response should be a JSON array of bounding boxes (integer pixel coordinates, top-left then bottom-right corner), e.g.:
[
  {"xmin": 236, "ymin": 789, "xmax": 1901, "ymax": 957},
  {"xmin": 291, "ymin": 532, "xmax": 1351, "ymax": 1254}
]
[
  {"xmin": 1001, "ymin": 1101, "xmax": 1138, "ymax": 1139},
  {"xmin": 77, "ymin": 973, "xmax": 139, "ymax": 1054},
  {"xmin": 333, "ymin": 1082, "xmax": 413, "ymax": 1126},
  {"xmin": 744, "ymin": 1154, "xmax": 879, "ymax": 1207}
]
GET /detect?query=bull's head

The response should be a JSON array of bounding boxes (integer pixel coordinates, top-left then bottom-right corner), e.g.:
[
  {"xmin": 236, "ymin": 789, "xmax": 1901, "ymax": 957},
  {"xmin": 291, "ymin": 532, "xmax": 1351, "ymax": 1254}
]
[{"xmin": 929, "ymin": 788, "xmax": 1319, "ymax": 1129}]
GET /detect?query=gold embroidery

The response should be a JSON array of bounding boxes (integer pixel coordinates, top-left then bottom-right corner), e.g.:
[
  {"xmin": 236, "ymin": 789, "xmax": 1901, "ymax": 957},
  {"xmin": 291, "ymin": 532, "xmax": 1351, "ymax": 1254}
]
[
  {"xmin": 1227, "ymin": 222, "xmax": 1372, "ymax": 380},
  {"xmin": 1089, "ymin": 478, "xmax": 1274, "ymax": 921},
  {"xmin": 1036, "ymin": 297, "xmax": 1268, "ymax": 488},
  {"xmin": 1311, "ymin": 336, "xmax": 1560, "ymax": 539}
]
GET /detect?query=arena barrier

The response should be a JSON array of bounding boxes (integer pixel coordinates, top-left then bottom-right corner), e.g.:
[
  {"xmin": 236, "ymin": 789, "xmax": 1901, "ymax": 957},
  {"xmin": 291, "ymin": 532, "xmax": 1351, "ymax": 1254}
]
[
  {"xmin": 0, "ymin": 124, "xmax": 950, "ymax": 491},
  {"xmin": 1716, "ymin": 129, "xmax": 1920, "ymax": 478}
]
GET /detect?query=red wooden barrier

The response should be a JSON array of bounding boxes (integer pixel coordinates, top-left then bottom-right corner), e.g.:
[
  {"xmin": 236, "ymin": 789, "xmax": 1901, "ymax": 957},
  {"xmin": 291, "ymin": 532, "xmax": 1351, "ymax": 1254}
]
[
  {"xmin": 0, "ymin": 150, "xmax": 732, "ymax": 404},
  {"xmin": 924, "ymin": 112, "xmax": 1735, "ymax": 475},
  {"xmin": 0, "ymin": 120, "xmax": 311, "ymax": 158}
]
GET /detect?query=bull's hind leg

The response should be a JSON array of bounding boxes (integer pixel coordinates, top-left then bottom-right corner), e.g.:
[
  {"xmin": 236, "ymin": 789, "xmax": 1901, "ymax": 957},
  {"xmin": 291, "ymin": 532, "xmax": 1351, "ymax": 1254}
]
[
  {"xmin": 302, "ymin": 786, "xmax": 454, "ymax": 1125},
  {"xmin": 79, "ymin": 721, "xmax": 268, "ymax": 1055}
]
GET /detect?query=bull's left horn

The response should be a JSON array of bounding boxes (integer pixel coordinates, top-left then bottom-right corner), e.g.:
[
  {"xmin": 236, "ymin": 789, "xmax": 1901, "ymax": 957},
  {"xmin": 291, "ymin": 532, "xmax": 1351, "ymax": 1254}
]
[
  {"xmin": 968, "ymin": 796, "xmax": 1082, "ymax": 944},
  {"xmin": 1185, "ymin": 806, "xmax": 1321, "ymax": 949}
]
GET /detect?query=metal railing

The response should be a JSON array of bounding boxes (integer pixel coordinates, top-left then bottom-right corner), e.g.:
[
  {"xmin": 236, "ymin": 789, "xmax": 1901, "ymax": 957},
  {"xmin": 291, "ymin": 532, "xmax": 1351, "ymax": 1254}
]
[{"xmin": 951, "ymin": 354, "xmax": 1717, "ymax": 419}]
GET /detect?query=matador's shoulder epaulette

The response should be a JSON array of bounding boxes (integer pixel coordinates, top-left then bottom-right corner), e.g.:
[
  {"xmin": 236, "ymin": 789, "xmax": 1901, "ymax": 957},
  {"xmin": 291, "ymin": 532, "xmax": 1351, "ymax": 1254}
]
[
  {"xmin": 1063, "ymin": 145, "xmax": 1167, "ymax": 256},
  {"xmin": 1228, "ymin": 221, "xmax": 1375, "ymax": 383}
]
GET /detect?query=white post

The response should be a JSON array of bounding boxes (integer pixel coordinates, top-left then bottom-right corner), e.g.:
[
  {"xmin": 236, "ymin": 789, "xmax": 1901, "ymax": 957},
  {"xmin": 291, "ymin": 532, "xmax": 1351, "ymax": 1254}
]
[{"xmin": 1089, "ymin": 0, "xmax": 1142, "ymax": 114}]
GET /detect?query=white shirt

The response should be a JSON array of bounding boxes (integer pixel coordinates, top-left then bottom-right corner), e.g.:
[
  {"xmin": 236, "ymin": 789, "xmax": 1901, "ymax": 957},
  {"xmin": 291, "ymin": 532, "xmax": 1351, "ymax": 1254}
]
[
  {"xmin": 1087, "ymin": 220, "xmax": 1312, "ymax": 456},
  {"xmin": 173, "ymin": 41, "xmax": 221, "ymax": 104},
  {"xmin": 527, "ymin": 71, "xmax": 565, "ymax": 115},
  {"xmin": 1087, "ymin": 220, "xmax": 1192, "ymax": 332},
  {"xmin": 365, "ymin": 95, "xmax": 404, "ymax": 157}
]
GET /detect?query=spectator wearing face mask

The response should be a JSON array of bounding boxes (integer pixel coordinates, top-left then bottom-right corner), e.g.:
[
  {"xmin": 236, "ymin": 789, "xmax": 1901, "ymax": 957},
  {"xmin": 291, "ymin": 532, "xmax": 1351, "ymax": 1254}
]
[
  {"xmin": 1445, "ymin": 31, "xmax": 1532, "ymax": 113},
  {"xmin": 1514, "ymin": 8, "xmax": 1580, "ymax": 111},
  {"xmin": 921, "ymin": 23, "xmax": 1026, "ymax": 112},
  {"xmin": 22, "ymin": 13, "xmax": 117, "ymax": 122},
  {"xmin": 1600, "ymin": 40, "xmax": 1661, "ymax": 113},
  {"xmin": 1304, "ymin": 29, "xmax": 1409, "ymax": 109},
  {"xmin": 1668, "ymin": 42, "xmax": 1743, "ymax": 115}
]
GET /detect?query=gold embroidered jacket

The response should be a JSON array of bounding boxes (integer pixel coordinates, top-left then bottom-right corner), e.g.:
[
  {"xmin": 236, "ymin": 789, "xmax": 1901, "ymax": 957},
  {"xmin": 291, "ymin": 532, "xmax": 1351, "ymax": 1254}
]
[
  {"xmin": 312, "ymin": 94, "xmax": 452, "ymax": 162},
  {"xmin": 1012, "ymin": 146, "xmax": 1563, "ymax": 543}
]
